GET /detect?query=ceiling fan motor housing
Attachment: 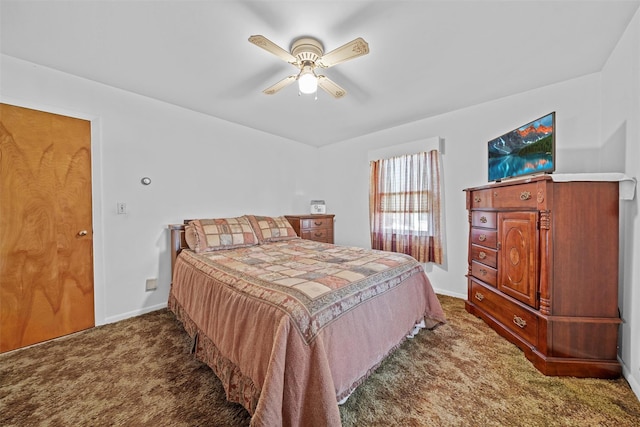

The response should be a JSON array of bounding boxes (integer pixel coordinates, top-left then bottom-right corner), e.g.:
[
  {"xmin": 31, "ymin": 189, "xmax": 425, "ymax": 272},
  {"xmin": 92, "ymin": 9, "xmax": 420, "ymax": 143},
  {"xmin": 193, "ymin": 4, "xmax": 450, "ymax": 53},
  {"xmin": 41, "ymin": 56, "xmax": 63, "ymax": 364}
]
[{"xmin": 291, "ymin": 37, "xmax": 324, "ymax": 65}]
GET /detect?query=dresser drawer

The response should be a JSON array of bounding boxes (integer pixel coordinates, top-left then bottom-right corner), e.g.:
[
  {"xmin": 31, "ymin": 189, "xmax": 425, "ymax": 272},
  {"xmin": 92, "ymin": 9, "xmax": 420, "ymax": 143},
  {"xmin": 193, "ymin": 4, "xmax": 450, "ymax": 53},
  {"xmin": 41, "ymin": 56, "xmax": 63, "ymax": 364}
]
[
  {"xmin": 490, "ymin": 183, "xmax": 539, "ymax": 208},
  {"xmin": 469, "ymin": 189, "xmax": 494, "ymax": 209},
  {"xmin": 471, "ymin": 211, "xmax": 496, "ymax": 229},
  {"xmin": 471, "ymin": 228, "xmax": 497, "ymax": 248},
  {"xmin": 301, "ymin": 228, "xmax": 332, "ymax": 242},
  {"xmin": 470, "ymin": 280, "xmax": 538, "ymax": 347},
  {"xmin": 301, "ymin": 217, "xmax": 332, "ymax": 230},
  {"xmin": 471, "ymin": 260, "xmax": 497, "ymax": 287},
  {"xmin": 471, "ymin": 244, "xmax": 497, "ymax": 268}
]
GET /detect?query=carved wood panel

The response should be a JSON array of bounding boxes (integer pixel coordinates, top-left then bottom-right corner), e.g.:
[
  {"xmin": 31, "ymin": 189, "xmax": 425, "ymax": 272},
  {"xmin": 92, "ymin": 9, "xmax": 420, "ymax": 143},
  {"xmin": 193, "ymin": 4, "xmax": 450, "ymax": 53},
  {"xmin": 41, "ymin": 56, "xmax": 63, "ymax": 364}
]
[{"xmin": 497, "ymin": 211, "xmax": 538, "ymax": 308}]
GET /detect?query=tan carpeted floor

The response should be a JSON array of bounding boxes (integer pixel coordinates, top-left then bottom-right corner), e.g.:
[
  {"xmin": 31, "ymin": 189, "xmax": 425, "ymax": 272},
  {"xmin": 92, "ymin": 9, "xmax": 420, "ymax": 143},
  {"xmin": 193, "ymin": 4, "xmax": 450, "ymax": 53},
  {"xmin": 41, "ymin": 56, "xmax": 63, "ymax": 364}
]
[{"xmin": 1, "ymin": 295, "xmax": 639, "ymax": 426}]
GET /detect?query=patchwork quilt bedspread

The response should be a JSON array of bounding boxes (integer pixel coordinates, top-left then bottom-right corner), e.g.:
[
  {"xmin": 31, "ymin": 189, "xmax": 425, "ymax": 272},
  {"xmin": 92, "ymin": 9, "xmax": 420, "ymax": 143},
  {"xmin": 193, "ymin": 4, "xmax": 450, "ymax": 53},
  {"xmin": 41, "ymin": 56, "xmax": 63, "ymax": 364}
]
[{"xmin": 169, "ymin": 238, "xmax": 445, "ymax": 427}]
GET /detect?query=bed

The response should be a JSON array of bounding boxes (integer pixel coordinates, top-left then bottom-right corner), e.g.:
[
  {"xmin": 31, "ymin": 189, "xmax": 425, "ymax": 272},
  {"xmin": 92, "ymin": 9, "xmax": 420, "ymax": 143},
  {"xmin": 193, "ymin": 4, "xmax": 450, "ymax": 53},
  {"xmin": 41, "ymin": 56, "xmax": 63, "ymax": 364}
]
[{"xmin": 168, "ymin": 215, "xmax": 445, "ymax": 427}]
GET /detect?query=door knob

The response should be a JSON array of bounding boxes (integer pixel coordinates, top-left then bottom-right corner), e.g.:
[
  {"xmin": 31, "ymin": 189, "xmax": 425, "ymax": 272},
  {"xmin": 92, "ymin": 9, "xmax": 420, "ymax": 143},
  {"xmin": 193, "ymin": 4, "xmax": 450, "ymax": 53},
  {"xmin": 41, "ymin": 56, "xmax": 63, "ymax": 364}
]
[{"xmin": 77, "ymin": 230, "xmax": 88, "ymax": 236}]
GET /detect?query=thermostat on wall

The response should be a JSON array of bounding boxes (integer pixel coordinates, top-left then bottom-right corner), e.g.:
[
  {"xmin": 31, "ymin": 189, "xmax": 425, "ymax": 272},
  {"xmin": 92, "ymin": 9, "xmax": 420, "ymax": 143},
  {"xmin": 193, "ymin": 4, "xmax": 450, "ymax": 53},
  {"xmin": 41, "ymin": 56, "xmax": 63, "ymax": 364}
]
[{"xmin": 310, "ymin": 200, "xmax": 326, "ymax": 214}]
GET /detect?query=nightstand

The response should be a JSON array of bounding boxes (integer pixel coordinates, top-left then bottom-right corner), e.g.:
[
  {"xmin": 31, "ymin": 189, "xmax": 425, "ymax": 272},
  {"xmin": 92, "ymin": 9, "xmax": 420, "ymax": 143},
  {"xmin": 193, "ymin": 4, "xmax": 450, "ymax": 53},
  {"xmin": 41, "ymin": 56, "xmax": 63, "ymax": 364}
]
[{"xmin": 285, "ymin": 214, "xmax": 335, "ymax": 243}]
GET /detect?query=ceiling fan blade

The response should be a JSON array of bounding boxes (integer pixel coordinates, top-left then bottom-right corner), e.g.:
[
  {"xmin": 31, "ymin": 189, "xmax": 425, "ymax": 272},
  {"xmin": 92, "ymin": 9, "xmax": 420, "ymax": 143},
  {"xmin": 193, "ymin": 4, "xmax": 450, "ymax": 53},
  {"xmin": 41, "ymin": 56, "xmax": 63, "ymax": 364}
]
[
  {"xmin": 317, "ymin": 75, "xmax": 347, "ymax": 99},
  {"xmin": 249, "ymin": 35, "xmax": 297, "ymax": 64},
  {"xmin": 263, "ymin": 75, "xmax": 296, "ymax": 95},
  {"xmin": 317, "ymin": 37, "xmax": 369, "ymax": 68}
]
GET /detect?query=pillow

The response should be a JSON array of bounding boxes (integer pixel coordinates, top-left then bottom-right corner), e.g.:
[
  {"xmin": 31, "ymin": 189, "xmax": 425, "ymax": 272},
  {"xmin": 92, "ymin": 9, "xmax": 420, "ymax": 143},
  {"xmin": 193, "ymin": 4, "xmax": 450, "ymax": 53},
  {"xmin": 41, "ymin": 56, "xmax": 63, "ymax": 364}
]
[
  {"xmin": 187, "ymin": 216, "xmax": 259, "ymax": 253},
  {"xmin": 246, "ymin": 215, "xmax": 299, "ymax": 243},
  {"xmin": 184, "ymin": 223, "xmax": 198, "ymax": 251}
]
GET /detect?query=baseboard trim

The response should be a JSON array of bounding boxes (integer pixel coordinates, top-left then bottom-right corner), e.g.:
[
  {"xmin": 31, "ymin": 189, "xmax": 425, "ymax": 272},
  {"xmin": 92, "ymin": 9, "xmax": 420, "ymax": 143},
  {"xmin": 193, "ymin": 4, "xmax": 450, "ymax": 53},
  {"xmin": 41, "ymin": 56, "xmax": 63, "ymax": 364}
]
[
  {"xmin": 102, "ymin": 302, "xmax": 168, "ymax": 325},
  {"xmin": 433, "ymin": 288, "xmax": 466, "ymax": 300},
  {"xmin": 621, "ymin": 361, "xmax": 640, "ymax": 401}
]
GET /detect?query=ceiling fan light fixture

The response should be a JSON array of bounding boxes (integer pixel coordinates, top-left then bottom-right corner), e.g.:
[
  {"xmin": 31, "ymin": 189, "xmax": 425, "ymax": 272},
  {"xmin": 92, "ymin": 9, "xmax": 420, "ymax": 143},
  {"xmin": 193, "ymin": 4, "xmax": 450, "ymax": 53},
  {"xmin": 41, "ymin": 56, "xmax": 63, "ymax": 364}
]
[{"xmin": 298, "ymin": 65, "xmax": 317, "ymax": 95}]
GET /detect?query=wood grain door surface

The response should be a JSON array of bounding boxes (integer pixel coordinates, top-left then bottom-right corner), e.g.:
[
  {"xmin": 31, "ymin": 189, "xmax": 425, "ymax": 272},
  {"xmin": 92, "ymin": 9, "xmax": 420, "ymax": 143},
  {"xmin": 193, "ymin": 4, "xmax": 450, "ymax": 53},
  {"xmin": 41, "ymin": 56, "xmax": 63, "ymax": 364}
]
[{"xmin": 0, "ymin": 103, "xmax": 94, "ymax": 353}]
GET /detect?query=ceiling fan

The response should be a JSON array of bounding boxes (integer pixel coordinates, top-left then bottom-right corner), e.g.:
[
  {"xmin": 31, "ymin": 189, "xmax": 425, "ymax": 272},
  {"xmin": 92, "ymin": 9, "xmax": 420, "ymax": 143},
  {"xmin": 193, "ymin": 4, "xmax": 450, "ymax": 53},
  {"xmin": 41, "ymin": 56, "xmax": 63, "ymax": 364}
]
[{"xmin": 248, "ymin": 35, "xmax": 369, "ymax": 99}]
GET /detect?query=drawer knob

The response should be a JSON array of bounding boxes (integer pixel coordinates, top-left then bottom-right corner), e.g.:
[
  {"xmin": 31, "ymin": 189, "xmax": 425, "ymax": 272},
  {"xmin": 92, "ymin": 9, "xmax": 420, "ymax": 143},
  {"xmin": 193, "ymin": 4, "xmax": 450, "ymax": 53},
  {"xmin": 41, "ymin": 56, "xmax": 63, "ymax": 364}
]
[
  {"xmin": 480, "ymin": 216, "xmax": 487, "ymax": 223},
  {"xmin": 479, "ymin": 268, "xmax": 487, "ymax": 276},
  {"xmin": 474, "ymin": 196, "xmax": 481, "ymax": 203},
  {"xmin": 314, "ymin": 221, "xmax": 323, "ymax": 226},
  {"xmin": 478, "ymin": 251, "xmax": 486, "ymax": 259},
  {"xmin": 475, "ymin": 292, "xmax": 484, "ymax": 301},
  {"xmin": 314, "ymin": 232, "xmax": 322, "ymax": 237},
  {"xmin": 478, "ymin": 234, "xmax": 487, "ymax": 242},
  {"xmin": 513, "ymin": 315, "xmax": 527, "ymax": 329},
  {"xmin": 520, "ymin": 191, "xmax": 531, "ymax": 201}
]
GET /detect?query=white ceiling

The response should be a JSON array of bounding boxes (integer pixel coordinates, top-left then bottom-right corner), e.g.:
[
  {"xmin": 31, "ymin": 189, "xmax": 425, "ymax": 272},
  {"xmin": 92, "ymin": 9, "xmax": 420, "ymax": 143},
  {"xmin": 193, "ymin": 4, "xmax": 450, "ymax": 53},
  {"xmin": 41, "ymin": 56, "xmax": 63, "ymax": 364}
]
[{"xmin": 2, "ymin": 0, "xmax": 639, "ymax": 147}]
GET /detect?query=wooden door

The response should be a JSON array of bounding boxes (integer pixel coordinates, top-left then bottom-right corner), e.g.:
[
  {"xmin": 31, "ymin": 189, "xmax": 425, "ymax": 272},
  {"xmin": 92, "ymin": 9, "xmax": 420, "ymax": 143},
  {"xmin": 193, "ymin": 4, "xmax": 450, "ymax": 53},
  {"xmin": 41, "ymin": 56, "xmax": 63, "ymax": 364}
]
[
  {"xmin": 0, "ymin": 103, "xmax": 94, "ymax": 353},
  {"xmin": 497, "ymin": 211, "xmax": 538, "ymax": 308}
]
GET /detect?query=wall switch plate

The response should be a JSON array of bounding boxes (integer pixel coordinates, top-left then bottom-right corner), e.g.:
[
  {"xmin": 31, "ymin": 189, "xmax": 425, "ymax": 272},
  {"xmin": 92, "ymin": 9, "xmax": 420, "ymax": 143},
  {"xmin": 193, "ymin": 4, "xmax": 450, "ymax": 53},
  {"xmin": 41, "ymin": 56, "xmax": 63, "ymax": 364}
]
[
  {"xmin": 145, "ymin": 278, "xmax": 157, "ymax": 291},
  {"xmin": 117, "ymin": 202, "xmax": 127, "ymax": 214}
]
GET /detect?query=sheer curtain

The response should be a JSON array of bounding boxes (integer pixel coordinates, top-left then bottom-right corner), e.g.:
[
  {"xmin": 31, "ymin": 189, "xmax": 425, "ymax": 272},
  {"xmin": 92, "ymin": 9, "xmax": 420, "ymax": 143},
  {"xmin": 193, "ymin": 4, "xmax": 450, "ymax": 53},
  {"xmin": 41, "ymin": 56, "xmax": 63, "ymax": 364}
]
[{"xmin": 369, "ymin": 150, "xmax": 443, "ymax": 264}]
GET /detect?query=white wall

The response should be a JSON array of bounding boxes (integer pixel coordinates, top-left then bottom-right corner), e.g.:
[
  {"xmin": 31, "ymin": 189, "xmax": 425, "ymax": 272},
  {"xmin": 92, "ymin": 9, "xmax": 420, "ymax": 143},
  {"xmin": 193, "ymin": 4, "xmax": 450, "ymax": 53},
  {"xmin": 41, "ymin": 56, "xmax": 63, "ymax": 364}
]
[
  {"xmin": 318, "ymin": 73, "xmax": 602, "ymax": 300},
  {"xmin": 0, "ymin": 54, "xmax": 320, "ymax": 324},
  {"xmin": 601, "ymin": 7, "xmax": 640, "ymax": 399}
]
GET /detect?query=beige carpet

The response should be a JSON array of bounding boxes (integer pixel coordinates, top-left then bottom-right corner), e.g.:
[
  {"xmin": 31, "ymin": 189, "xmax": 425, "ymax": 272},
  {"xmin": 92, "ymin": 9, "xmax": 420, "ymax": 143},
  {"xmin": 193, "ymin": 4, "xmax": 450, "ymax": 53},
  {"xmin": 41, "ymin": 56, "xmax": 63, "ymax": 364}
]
[{"xmin": 1, "ymin": 295, "xmax": 639, "ymax": 426}]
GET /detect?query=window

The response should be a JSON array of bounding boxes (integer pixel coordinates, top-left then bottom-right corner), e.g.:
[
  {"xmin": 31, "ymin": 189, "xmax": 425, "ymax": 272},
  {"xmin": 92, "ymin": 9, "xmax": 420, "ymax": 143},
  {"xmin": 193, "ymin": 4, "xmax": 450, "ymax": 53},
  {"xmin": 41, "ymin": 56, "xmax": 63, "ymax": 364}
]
[{"xmin": 369, "ymin": 150, "xmax": 443, "ymax": 264}]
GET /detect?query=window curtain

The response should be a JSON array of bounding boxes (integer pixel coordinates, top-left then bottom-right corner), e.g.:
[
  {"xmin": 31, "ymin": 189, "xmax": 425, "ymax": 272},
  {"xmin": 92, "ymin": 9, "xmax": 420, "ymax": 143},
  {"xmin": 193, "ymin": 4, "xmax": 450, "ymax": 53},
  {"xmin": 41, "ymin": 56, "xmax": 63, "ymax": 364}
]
[{"xmin": 369, "ymin": 150, "xmax": 443, "ymax": 264}]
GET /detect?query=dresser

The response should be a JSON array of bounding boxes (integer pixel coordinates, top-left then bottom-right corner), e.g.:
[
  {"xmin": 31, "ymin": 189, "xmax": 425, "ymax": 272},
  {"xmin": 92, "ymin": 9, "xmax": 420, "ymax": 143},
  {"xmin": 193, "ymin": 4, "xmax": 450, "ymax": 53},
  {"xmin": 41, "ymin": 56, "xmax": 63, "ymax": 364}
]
[
  {"xmin": 285, "ymin": 214, "xmax": 335, "ymax": 244},
  {"xmin": 464, "ymin": 176, "xmax": 621, "ymax": 378}
]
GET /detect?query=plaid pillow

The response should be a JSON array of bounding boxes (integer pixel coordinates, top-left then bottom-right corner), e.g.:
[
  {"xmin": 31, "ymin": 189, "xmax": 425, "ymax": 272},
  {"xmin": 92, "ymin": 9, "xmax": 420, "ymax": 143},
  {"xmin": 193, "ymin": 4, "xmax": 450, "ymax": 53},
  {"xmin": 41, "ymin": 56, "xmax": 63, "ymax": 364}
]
[
  {"xmin": 188, "ymin": 216, "xmax": 259, "ymax": 253},
  {"xmin": 246, "ymin": 215, "xmax": 299, "ymax": 243}
]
